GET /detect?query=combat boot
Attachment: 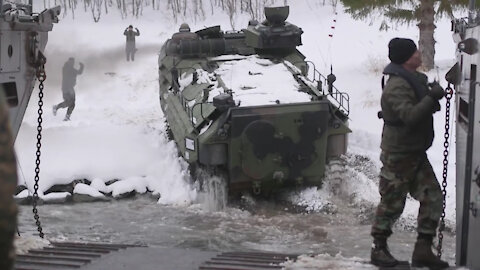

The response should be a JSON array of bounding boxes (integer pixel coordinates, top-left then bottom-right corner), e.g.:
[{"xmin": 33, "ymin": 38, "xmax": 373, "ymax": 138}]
[
  {"xmin": 371, "ymin": 236, "xmax": 399, "ymax": 267},
  {"xmin": 412, "ymin": 234, "xmax": 449, "ymax": 269},
  {"xmin": 52, "ymin": 105, "xmax": 57, "ymax": 116}
]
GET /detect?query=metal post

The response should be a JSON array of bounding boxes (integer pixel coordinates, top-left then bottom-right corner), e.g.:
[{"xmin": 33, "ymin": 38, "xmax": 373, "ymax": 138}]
[
  {"xmin": 469, "ymin": 0, "xmax": 476, "ymax": 24},
  {"xmin": 29, "ymin": 0, "xmax": 33, "ymax": 14}
]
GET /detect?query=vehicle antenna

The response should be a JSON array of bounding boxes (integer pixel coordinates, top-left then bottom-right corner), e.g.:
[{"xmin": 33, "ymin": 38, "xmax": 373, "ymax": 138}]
[{"xmin": 327, "ymin": 2, "xmax": 338, "ymax": 68}]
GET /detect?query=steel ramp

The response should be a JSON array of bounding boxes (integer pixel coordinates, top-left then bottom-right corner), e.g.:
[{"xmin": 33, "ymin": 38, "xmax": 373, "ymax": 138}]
[
  {"xmin": 199, "ymin": 251, "xmax": 299, "ymax": 270},
  {"xmin": 14, "ymin": 241, "xmax": 144, "ymax": 270},
  {"xmin": 15, "ymin": 243, "xmax": 463, "ymax": 270}
]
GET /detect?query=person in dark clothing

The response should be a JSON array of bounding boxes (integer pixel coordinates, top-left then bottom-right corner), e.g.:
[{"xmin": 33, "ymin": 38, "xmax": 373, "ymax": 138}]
[
  {"xmin": 370, "ymin": 38, "xmax": 449, "ymax": 269},
  {"xmin": 53, "ymin": 57, "xmax": 84, "ymax": 121},
  {"xmin": 124, "ymin": 25, "xmax": 140, "ymax": 61}
]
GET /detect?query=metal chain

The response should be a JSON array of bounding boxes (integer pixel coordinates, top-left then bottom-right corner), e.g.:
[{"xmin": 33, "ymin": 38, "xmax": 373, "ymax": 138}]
[
  {"xmin": 437, "ymin": 84, "xmax": 453, "ymax": 258},
  {"xmin": 32, "ymin": 65, "xmax": 46, "ymax": 239}
]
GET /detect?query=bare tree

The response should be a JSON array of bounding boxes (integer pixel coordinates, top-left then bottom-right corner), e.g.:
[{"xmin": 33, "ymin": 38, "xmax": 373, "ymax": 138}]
[
  {"xmin": 69, "ymin": 0, "xmax": 77, "ymax": 19},
  {"xmin": 53, "ymin": 0, "xmax": 288, "ymax": 24},
  {"xmin": 225, "ymin": 0, "xmax": 236, "ymax": 29},
  {"xmin": 91, "ymin": 0, "xmax": 102, "ymax": 22}
]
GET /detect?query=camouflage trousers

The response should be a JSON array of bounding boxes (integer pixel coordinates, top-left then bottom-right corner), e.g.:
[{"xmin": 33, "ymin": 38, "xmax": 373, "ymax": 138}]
[{"xmin": 371, "ymin": 151, "xmax": 443, "ymax": 238}]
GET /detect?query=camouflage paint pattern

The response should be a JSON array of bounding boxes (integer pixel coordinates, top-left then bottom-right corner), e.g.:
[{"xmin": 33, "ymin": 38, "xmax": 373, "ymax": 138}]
[
  {"xmin": 228, "ymin": 103, "xmax": 330, "ymax": 192},
  {"xmin": 371, "ymin": 151, "xmax": 443, "ymax": 237},
  {"xmin": 0, "ymin": 88, "xmax": 18, "ymax": 270}
]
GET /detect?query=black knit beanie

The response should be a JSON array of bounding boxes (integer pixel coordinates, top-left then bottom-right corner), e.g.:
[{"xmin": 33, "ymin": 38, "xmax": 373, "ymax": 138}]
[{"xmin": 388, "ymin": 38, "xmax": 417, "ymax": 64}]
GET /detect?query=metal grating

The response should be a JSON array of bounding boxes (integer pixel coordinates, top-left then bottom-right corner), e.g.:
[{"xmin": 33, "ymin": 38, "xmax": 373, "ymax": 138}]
[
  {"xmin": 14, "ymin": 241, "xmax": 144, "ymax": 270},
  {"xmin": 199, "ymin": 251, "xmax": 299, "ymax": 270}
]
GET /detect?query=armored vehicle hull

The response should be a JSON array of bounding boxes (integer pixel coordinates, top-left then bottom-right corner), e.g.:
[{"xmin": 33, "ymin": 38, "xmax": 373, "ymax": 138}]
[{"xmin": 158, "ymin": 6, "xmax": 350, "ymax": 197}]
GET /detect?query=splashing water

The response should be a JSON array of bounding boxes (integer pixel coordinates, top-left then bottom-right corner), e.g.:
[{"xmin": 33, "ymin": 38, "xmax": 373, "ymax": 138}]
[{"xmin": 203, "ymin": 175, "xmax": 227, "ymax": 212}]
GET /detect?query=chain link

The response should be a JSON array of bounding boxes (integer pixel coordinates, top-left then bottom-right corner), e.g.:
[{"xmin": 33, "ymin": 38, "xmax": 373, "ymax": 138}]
[
  {"xmin": 32, "ymin": 65, "xmax": 46, "ymax": 239},
  {"xmin": 437, "ymin": 84, "xmax": 453, "ymax": 258}
]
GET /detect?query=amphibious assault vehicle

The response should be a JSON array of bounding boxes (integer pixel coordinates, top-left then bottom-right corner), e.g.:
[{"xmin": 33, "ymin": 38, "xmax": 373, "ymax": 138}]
[{"xmin": 158, "ymin": 6, "xmax": 350, "ymax": 197}]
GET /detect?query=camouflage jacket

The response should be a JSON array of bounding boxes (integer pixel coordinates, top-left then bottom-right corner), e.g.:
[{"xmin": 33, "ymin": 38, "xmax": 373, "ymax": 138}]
[
  {"xmin": 0, "ymin": 86, "xmax": 18, "ymax": 269},
  {"xmin": 380, "ymin": 63, "xmax": 439, "ymax": 153}
]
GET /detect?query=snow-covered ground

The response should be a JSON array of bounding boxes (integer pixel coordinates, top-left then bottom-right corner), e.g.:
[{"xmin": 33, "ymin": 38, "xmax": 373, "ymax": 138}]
[{"xmin": 13, "ymin": 0, "xmax": 461, "ymax": 267}]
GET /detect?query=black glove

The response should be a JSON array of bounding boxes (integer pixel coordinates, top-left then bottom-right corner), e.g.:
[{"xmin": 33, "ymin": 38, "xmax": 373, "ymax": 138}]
[{"xmin": 427, "ymin": 81, "xmax": 445, "ymax": 100}]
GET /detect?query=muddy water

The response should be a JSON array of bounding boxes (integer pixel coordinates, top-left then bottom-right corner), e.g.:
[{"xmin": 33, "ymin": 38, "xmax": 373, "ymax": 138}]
[{"xmin": 17, "ymin": 195, "xmax": 457, "ymax": 265}]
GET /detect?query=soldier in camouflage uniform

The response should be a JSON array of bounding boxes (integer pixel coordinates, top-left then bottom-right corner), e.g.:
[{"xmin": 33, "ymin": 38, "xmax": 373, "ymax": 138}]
[
  {"xmin": 0, "ymin": 85, "xmax": 18, "ymax": 270},
  {"xmin": 370, "ymin": 38, "xmax": 449, "ymax": 269}
]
